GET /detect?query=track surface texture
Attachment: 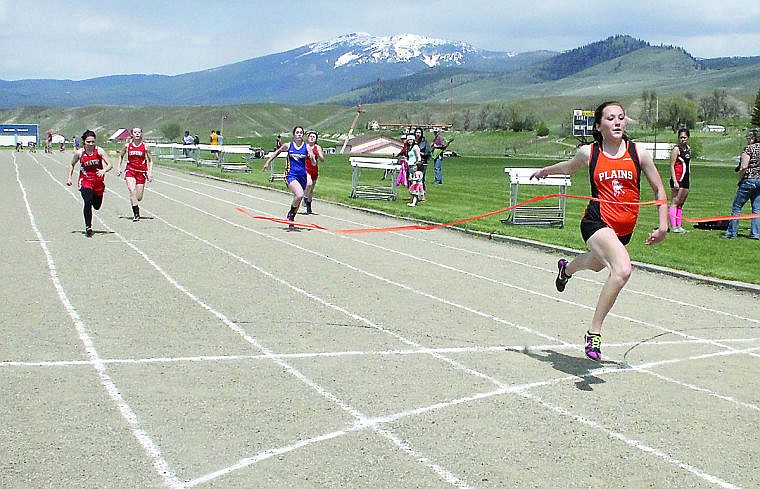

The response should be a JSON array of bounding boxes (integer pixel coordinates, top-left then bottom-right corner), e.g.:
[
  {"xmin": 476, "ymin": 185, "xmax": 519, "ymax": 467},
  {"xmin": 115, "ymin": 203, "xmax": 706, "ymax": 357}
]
[{"xmin": 2, "ymin": 150, "xmax": 759, "ymax": 488}]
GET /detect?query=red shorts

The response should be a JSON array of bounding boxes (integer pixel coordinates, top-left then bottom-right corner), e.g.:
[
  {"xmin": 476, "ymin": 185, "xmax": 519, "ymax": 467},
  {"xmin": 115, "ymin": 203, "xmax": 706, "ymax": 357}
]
[
  {"xmin": 306, "ymin": 162, "xmax": 318, "ymax": 183},
  {"xmin": 79, "ymin": 176, "xmax": 105, "ymax": 195},
  {"xmin": 126, "ymin": 168, "xmax": 147, "ymax": 184}
]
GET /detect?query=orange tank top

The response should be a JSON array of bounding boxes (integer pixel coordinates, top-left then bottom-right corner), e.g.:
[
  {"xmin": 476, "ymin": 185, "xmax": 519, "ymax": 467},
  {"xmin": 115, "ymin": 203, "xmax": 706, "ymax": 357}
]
[{"xmin": 585, "ymin": 140, "xmax": 641, "ymax": 236}]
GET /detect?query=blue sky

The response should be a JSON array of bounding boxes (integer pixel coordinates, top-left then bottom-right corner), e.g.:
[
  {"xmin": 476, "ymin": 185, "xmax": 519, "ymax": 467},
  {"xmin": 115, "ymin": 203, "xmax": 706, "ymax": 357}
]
[{"xmin": 3, "ymin": 0, "xmax": 760, "ymax": 80}]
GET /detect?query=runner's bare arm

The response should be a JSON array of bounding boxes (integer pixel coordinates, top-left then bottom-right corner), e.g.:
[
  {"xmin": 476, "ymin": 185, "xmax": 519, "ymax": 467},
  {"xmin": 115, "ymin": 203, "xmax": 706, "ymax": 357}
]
[
  {"xmin": 66, "ymin": 150, "xmax": 80, "ymax": 186},
  {"xmin": 531, "ymin": 145, "xmax": 590, "ymax": 180},
  {"xmin": 638, "ymin": 143, "xmax": 669, "ymax": 244}
]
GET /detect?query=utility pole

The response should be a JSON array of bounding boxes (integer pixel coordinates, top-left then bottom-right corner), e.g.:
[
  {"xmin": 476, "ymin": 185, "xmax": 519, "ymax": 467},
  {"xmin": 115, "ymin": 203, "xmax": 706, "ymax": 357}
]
[
  {"xmin": 449, "ymin": 77, "xmax": 454, "ymax": 126},
  {"xmin": 654, "ymin": 97, "xmax": 658, "ymax": 159},
  {"xmin": 377, "ymin": 78, "xmax": 382, "ymax": 124},
  {"xmin": 340, "ymin": 105, "xmax": 364, "ymax": 154}
]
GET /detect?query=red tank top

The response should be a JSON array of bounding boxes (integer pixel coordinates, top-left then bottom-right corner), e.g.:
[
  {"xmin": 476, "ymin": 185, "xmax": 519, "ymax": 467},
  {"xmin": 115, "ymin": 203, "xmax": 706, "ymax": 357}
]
[
  {"xmin": 78, "ymin": 148, "xmax": 105, "ymax": 192},
  {"xmin": 586, "ymin": 141, "xmax": 641, "ymax": 236},
  {"xmin": 79, "ymin": 148, "xmax": 104, "ymax": 180},
  {"xmin": 126, "ymin": 142, "xmax": 148, "ymax": 171},
  {"xmin": 305, "ymin": 144, "xmax": 319, "ymax": 174}
]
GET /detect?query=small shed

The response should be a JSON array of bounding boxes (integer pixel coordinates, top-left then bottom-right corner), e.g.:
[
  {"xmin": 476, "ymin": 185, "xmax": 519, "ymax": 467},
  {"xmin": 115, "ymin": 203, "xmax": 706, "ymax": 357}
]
[
  {"xmin": 108, "ymin": 128, "xmax": 131, "ymax": 142},
  {"xmin": 701, "ymin": 124, "xmax": 726, "ymax": 133}
]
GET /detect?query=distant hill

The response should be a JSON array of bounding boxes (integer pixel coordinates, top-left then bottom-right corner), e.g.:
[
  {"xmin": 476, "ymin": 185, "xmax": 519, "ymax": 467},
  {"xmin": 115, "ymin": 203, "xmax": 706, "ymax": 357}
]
[
  {"xmin": 321, "ymin": 35, "xmax": 760, "ymax": 105},
  {"xmin": 0, "ymin": 33, "xmax": 541, "ymax": 108},
  {"xmin": 1, "ymin": 33, "xmax": 759, "ymax": 110}
]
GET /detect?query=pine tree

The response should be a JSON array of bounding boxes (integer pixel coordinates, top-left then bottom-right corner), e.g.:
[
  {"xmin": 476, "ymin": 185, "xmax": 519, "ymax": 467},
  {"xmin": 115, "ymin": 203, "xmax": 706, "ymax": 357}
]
[{"xmin": 751, "ymin": 87, "xmax": 760, "ymax": 128}]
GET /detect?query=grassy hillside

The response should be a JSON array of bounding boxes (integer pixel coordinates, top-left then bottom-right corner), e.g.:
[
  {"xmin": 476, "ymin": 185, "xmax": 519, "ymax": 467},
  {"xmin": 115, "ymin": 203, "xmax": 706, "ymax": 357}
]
[
  {"xmin": 436, "ymin": 47, "xmax": 760, "ymax": 104},
  {"xmin": 1, "ymin": 97, "xmax": 754, "ymax": 161}
]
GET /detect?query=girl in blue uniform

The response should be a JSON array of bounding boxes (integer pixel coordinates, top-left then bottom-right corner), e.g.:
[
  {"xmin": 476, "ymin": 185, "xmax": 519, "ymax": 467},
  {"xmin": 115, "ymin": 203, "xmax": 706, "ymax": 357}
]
[{"xmin": 263, "ymin": 126, "xmax": 312, "ymax": 230}]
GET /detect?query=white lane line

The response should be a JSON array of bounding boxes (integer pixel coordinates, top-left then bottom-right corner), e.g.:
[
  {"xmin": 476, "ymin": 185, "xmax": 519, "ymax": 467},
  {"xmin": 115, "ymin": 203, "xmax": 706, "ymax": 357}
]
[
  {"xmin": 157, "ymin": 176, "xmax": 760, "ymax": 360},
  {"xmin": 191, "ymin": 343, "xmax": 760, "ymax": 489},
  {"xmin": 161, "ymin": 171, "xmax": 760, "ymax": 325},
  {"xmin": 3, "ymin": 337, "xmax": 758, "ymax": 369},
  {"xmin": 156, "ymin": 179, "xmax": 568, "ymax": 345},
  {"xmin": 32, "ymin": 153, "xmax": 474, "ymax": 488},
  {"xmin": 153, "ymin": 173, "xmax": 758, "ymax": 487},
  {"xmin": 519, "ymin": 390, "xmax": 742, "ymax": 489},
  {"xmin": 12, "ymin": 154, "xmax": 185, "ymax": 489},
  {"xmin": 38, "ymin": 156, "xmax": 752, "ymax": 488}
]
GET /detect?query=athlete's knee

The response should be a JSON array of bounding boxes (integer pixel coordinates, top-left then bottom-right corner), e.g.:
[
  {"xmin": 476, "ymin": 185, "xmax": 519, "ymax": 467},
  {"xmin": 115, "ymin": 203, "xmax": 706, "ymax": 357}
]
[{"xmin": 609, "ymin": 261, "xmax": 632, "ymax": 285}]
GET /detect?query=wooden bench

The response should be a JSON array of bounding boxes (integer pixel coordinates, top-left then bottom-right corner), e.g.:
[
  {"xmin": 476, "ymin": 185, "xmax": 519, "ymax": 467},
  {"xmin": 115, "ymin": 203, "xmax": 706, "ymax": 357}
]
[
  {"xmin": 349, "ymin": 156, "xmax": 400, "ymax": 200},
  {"xmin": 503, "ymin": 167, "xmax": 572, "ymax": 227}
]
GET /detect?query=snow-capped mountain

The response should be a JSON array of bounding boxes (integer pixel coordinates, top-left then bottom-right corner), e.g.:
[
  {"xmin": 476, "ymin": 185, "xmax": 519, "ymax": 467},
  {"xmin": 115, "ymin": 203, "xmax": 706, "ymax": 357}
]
[
  {"xmin": 298, "ymin": 32, "xmax": 489, "ymax": 69},
  {"xmin": 0, "ymin": 33, "xmax": 546, "ymax": 107}
]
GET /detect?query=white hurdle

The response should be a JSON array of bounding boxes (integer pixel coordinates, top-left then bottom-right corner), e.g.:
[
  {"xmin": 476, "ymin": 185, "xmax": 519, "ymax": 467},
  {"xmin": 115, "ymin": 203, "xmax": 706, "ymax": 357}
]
[{"xmin": 504, "ymin": 167, "xmax": 572, "ymax": 227}]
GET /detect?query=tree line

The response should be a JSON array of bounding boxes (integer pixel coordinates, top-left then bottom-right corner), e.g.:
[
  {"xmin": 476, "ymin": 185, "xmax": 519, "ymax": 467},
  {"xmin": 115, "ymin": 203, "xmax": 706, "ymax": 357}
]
[{"xmin": 640, "ymin": 88, "xmax": 759, "ymax": 131}]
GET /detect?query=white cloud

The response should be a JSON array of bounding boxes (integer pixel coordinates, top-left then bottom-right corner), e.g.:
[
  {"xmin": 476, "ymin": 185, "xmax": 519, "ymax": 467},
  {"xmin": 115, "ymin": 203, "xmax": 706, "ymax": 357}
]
[{"xmin": 1, "ymin": 0, "xmax": 759, "ymax": 80}]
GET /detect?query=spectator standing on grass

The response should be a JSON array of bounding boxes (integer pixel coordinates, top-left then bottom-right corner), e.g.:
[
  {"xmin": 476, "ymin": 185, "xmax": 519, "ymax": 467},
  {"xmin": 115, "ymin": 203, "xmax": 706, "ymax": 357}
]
[
  {"xmin": 724, "ymin": 129, "xmax": 760, "ymax": 239},
  {"xmin": 413, "ymin": 127, "xmax": 430, "ymax": 190},
  {"xmin": 303, "ymin": 130, "xmax": 324, "ymax": 214},
  {"xmin": 530, "ymin": 101, "xmax": 668, "ymax": 361},
  {"xmin": 431, "ymin": 127, "xmax": 447, "ymax": 184},
  {"xmin": 669, "ymin": 128, "xmax": 692, "ymax": 233},
  {"xmin": 404, "ymin": 133, "xmax": 422, "ymax": 199},
  {"xmin": 66, "ymin": 129, "xmax": 113, "ymax": 237},
  {"xmin": 407, "ymin": 162, "xmax": 425, "ymax": 207},
  {"xmin": 263, "ymin": 126, "xmax": 313, "ymax": 231},
  {"xmin": 117, "ymin": 127, "xmax": 153, "ymax": 222},
  {"xmin": 393, "ymin": 134, "xmax": 410, "ymax": 187},
  {"xmin": 210, "ymin": 130, "xmax": 219, "ymax": 156},
  {"xmin": 183, "ymin": 130, "xmax": 194, "ymax": 157}
]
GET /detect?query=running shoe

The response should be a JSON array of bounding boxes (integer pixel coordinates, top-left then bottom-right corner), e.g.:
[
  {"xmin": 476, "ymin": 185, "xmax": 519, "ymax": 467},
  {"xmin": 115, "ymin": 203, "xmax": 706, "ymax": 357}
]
[
  {"xmin": 584, "ymin": 332, "xmax": 602, "ymax": 361},
  {"xmin": 133, "ymin": 215, "xmax": 140, "ymax": 222},
  {"xmin": 555, "ymin": 259, "xmax": 571, "ymax": 292},
  {"xmin": 85, "ymin": 227, "xmax": 94, "ymax": 238},
  {"xmin": 287, "ymin": 210, "xmax": 295, "ymax": 231}
]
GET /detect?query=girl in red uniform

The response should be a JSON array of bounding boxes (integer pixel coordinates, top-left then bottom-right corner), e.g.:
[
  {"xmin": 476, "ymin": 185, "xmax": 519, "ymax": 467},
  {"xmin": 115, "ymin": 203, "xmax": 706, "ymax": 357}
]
[
  {"xmin": 531, "ymin": 101, "xmax": 668, "ymax": 361},
  {"xmin": 117, "ymin": 127, "xmax": 153, "ymax": 221},
  {"xmin": 66, "ymin": 130, "xmax": 113, "ymax": 237},
  {"xmin": 303, "ymin": 130, "xmax": 324, "ymax": 214}
]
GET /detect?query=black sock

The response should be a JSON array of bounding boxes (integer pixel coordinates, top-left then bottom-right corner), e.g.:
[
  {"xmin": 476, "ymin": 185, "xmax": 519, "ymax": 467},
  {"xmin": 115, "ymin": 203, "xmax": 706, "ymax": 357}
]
[{"xmin": 132, "ymin": 205, "xmax": 139, "ymax": 217}]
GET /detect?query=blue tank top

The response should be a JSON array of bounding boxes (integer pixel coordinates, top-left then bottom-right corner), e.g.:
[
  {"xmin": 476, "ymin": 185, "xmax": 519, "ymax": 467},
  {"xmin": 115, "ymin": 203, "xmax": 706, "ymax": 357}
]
[{"xmin": 286, "ymin": 141, "xmax": 308, "ymax": 177}]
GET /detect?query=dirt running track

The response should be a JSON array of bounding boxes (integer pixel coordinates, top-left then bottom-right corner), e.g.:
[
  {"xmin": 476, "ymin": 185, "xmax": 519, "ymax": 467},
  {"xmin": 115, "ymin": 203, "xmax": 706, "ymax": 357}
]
[{"xmin": 2, "ymin": 149, "xmax": 759, "ymax": 489}]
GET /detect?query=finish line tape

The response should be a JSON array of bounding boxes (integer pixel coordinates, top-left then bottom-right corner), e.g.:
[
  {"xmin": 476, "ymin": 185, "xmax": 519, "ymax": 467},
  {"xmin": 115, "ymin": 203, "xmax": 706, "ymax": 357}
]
[{"xmin": 235, "ymin": 194, "xmax": 760, "ymax": 234}]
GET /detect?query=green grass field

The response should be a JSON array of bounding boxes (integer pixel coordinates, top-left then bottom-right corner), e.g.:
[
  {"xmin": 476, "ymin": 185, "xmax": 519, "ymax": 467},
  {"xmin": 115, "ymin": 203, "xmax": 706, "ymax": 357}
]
[{"xmin": 156, "ymin": 146, "xmax": 758, "ymax": 285}]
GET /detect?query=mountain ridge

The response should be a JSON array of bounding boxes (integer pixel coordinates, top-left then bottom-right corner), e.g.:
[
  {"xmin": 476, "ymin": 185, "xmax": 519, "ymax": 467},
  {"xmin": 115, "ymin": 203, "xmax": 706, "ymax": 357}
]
[{"xmin": 1, "ymin": 33, "xmax": 759, "ymax": 108}]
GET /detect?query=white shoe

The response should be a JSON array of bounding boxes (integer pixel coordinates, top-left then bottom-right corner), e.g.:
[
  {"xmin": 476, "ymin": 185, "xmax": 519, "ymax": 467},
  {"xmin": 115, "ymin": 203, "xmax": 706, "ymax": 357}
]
[{"xmin": 407, "ymin": 203, "xmax": 416, "ymax": 207}]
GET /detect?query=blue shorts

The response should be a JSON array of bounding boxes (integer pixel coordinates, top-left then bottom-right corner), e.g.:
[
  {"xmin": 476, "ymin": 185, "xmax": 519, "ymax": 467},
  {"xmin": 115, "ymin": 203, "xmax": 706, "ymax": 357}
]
[{"xmin": 286, "ymin": 173, "xmax": 307, "ymax": 190}]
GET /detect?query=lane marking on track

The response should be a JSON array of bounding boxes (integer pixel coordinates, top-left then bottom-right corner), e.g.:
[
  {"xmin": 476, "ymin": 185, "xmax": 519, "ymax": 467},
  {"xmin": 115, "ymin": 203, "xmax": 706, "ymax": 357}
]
[
  {"xmin": 31, "ymin": 154, "xmax": 754, "ymax": 488},
  {"xmin": 12, "ymin": 154, "xmax": 185, "ymax": 489}
]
